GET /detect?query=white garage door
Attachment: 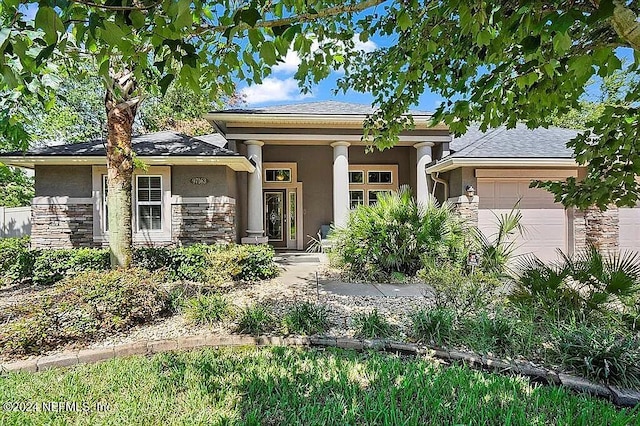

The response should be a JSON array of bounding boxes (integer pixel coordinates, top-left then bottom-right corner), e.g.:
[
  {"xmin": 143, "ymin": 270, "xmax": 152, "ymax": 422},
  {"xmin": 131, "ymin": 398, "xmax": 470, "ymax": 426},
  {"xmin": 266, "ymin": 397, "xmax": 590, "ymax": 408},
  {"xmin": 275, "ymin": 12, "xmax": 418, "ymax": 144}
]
[
  {"xmin": 619, "ymin": 207, "xmax": 640, "ymax": 253},
  {"xmin": 478, "ymin": 179, "xmax": 568, "ymax": 263}
]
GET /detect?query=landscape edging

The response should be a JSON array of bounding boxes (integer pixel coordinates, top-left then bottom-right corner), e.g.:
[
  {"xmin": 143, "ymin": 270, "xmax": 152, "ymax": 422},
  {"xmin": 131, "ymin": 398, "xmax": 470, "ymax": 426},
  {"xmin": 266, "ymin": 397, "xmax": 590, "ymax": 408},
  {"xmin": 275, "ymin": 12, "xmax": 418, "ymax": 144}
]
[{"xmin": 1, "ymin": 334, "xmax": 638, "ymax": 408}]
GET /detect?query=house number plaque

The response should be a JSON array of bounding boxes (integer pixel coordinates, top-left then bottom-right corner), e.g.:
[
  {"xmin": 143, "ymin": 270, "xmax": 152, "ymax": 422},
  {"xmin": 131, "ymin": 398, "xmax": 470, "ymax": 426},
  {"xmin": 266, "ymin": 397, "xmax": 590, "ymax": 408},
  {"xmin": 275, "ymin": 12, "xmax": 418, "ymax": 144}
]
[{"xmin": 190, "ymin": 177, "xmax": 208, "ymax": 185}]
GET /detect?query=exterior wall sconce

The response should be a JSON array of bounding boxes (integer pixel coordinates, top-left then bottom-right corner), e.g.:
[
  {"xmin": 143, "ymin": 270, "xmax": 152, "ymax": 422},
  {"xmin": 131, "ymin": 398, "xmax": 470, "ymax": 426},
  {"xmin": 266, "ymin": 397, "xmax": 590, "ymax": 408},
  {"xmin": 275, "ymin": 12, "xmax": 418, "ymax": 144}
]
[{"xmin": 465, "ymin": 185, "xmax": 475, "ymax": 198}]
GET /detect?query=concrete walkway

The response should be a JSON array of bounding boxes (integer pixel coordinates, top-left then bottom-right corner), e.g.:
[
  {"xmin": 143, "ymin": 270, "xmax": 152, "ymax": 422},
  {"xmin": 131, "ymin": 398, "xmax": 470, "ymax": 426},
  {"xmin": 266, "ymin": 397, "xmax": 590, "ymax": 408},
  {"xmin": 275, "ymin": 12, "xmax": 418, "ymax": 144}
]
[{"xmin": 275, "ymin": 252, "xmax": 431, "ymax": 297}]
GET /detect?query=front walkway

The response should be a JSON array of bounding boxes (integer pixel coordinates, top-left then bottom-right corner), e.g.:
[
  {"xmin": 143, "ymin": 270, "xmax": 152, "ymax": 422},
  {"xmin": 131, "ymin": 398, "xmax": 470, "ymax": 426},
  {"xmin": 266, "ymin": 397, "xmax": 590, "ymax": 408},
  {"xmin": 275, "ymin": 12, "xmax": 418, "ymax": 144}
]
[{"xmin": 275, "ymin": 252, "xmax": 432, "ymax": 298}]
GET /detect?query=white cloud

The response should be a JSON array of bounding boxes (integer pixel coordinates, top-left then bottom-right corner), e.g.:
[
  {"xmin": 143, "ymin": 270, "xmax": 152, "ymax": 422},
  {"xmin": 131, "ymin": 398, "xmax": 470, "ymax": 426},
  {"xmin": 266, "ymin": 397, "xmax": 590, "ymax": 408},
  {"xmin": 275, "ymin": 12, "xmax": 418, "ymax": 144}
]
[
  {"xmin": 240, "ymin": 77, "xmax": 313, "ymax": 104},
  {"xmin": 353, "ymin": 37, "xmax": 377, "ymax": 53},
  {"xmin": 272, "ymin": 34, "xmax": 377, "ymax": 74},
  {"xmin": 272, "ymin": 50, "xmax": 302, "ymax": 74}
]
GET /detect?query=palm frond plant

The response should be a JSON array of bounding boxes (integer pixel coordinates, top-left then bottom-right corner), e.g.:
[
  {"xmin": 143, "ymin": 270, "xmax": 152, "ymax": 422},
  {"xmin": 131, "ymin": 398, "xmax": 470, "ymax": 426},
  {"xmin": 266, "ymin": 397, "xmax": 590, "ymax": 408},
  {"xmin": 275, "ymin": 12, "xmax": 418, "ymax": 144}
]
[
  {"xmin": 563, "ymin": 247, "xmax": 640, "ymax": 313},
  {"xmin": 329, "ymin": 185, "xmax": 466, "ymax": 281},
  {"xmin": 474, "ymin": 204, "xmax": 525, "ymax": 275},
  {"xmin": 510, "ymin": 246, "xmax": 640, "ymax": 321}
]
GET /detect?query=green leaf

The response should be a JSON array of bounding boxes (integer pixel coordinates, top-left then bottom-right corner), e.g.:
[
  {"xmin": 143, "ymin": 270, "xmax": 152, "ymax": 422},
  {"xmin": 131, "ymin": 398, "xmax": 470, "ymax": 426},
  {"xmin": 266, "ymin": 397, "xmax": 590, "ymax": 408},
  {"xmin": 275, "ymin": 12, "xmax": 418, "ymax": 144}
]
[
  {"xmin": 589, "ymin": 0, "xmax": 614, "ymax": 22},
  {"xmin": 520, "ymin": 35, "xmax": 540, "ymax": 54},
  {"xmin": 237, "ymin": 8, "xmax": 262, "ymax": 27},
  {"xmin": 158, "ymin": 73, "xmax": 174, "ymax": 95},
  {"xmin": 260, "ymin": 41, "xmax": 277, "ymax": 65},
  {"xmin": 397, "ymin": 11, "xmax": 412, "ymax": 31},
  {"xmin": 35, "ymin": 7, "xmax": 64, "ymax": 45},
  {"xmin": 477, "ymin": 29, "xmax": 491, "ymax": 46},
  {"xmin": 248, "ymin": 29, "xmax": 262, "ymax": 48},
  {"xmin": 173, "ymin": 0, "xmax": 193, "ymax": 29},
  {"xmin": 35, "ymin": 43, "xmax": 56, "ymax": 66},
  {"xmin": 102, "ymin": 21, "xmax": 127, "ymax": 46},
  {"xmin": 0, "ymin": 28, "xmax": 10, "ymax": 49},
  {"xmin": 272, "ymin": 25, "xmax": 289, "ymax": 37},
  {"xmin": 552, "ymin": 32, "xmax": 571, "ymax": 53},
  {"xmin": 129, "ymin": 11, "xmax": 146, "ymax": 29}
]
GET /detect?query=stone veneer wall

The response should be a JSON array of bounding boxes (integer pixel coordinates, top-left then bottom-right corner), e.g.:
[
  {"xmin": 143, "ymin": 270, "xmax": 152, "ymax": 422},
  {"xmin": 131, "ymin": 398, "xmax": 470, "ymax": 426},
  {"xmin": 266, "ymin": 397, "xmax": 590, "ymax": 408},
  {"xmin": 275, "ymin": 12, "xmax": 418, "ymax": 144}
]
[
  {"xmin": 574, "ymin": 205, "xmax": 619, "ymax": 255},
  {"xmin": 31, "ymin": 198, "xmax": 237, "ymax": 249},
  {"xmin": 31, "ymin": 204, "xmax": 95, "ymax": 249},
  {"xmin": 448, "ymin": 195, "xmax": 479, "ymax": 228},
  {"xmin": 171, "ymin": 198, "xmax": 236, "ymax": 245}
]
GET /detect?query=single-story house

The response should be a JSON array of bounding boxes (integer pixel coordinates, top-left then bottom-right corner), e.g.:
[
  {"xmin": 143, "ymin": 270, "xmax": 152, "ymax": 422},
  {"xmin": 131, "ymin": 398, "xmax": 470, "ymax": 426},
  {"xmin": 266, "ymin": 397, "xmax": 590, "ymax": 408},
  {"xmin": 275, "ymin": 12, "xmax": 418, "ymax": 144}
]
[{"xmin": 0, "ymin": 101, "xmax": 635, "ymax": 259}]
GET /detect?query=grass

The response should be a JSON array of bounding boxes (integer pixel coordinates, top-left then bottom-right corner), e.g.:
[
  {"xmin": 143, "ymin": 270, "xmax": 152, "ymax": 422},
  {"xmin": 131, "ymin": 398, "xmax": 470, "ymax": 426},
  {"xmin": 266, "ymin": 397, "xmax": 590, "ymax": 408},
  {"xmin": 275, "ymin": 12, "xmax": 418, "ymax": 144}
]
[
  {"xmin": 0, "ymin": 347, "xmax": 637, "ymax": 425},
  {"xmin": 183, "ymin": 294, "xmax": 232, "ymax": 325},
  {"xmin": 352, "ymin": 309, "xmax": 395, "ymax": 339},
  {"xmin": 281, "ymin": 302, "xmax": 330, "ymax": 335},
  {"xmin": 235, "ymin": 304, "xmax": 275, "ymax": 335}
]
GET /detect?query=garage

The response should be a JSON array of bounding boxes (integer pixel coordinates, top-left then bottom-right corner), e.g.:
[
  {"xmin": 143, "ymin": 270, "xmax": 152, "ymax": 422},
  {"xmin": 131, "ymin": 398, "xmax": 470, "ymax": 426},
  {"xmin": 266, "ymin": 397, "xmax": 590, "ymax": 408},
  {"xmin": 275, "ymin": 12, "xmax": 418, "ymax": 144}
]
[
  {"xmin": 476, "ymin": 171, "xmax": 572, "ymax": 264},
  {"xmin": 619, "ymin": 207, "xmax": 640, "ymax": 253}
]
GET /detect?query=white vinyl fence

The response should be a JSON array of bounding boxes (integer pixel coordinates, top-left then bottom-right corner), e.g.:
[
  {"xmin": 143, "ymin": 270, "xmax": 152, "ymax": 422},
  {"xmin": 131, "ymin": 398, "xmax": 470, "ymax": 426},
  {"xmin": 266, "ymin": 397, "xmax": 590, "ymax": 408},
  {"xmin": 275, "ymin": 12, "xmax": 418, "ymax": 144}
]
[{"xmin": 0, "ymin": 206, "xmax": 31, "ymax": 238}]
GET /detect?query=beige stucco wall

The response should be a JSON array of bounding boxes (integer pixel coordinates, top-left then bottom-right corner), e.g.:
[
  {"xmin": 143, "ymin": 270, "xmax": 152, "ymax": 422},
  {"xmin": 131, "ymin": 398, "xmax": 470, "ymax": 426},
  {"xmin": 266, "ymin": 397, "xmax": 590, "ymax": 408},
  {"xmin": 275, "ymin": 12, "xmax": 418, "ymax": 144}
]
[
  {"xmin": 35, "ymin": 165, "xmax": 93, "ymax": 197},
  {"xmin": 172, "ymin": 165, "xmax": 234, "ymax": 198},
  {"xmin": 260, "ymin": 144, "xmax": 414, "ymax": 247},
  {"xmin": 262, "ymin": 145, "xmax": 333, "ymax": 247}
]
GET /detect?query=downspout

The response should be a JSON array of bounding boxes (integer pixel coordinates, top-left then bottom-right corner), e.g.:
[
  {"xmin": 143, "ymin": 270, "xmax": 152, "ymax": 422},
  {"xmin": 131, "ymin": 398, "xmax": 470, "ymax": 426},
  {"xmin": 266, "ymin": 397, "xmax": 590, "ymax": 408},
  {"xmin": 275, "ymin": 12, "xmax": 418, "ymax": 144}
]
[{"xmin": 430, "ymin": 172, "xmax": 449, "ymax": 200}]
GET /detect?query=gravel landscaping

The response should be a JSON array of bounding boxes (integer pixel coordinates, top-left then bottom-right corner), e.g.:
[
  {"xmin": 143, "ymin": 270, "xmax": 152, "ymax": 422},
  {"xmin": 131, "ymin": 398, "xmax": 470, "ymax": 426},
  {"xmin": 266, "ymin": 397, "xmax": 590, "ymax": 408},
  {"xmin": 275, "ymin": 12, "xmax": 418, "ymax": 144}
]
[{"xmin": 0, "ymin": 254, "xmax": 432, "ymax": 362}]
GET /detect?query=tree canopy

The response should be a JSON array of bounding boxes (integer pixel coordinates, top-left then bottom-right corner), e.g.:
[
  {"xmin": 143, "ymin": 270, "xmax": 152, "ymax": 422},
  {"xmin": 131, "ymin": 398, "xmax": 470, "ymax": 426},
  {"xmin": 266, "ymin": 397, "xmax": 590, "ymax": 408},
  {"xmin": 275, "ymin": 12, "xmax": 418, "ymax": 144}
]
[
  {"xmin": 338, "ymin": 1, "xmax": 640, "ymax": 209},
  {"xmin": 0, "ymin": 165, "xmax": 33, "ymax": 207}
]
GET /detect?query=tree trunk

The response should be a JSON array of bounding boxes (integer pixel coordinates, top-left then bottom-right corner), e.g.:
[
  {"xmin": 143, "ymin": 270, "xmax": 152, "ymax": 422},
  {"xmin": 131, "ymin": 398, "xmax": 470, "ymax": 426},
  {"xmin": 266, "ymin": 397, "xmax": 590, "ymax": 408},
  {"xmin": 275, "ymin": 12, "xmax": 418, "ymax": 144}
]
[
  {"xmin": 105, "ymin": 71, "xmax": 140, "ymax": 268},
  {"xmin": 612, "ymin": 2, "xmax": 640, "ymax": 51}
]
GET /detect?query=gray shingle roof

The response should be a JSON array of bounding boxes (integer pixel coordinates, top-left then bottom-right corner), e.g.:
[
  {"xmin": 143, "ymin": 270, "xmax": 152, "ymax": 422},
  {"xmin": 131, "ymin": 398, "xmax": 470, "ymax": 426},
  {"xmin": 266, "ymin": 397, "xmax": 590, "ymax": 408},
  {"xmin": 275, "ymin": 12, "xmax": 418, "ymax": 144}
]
[
  {"xmin": 450, "ymin": 124, "xmax": 579, "ymax": 158},
  {"xmin": 7, "ymin": 131, "xmax": 237, "ymax": 157},
  {"xmin": 216, "ymin": 101, "xmax": 431, "ymax": 116}
]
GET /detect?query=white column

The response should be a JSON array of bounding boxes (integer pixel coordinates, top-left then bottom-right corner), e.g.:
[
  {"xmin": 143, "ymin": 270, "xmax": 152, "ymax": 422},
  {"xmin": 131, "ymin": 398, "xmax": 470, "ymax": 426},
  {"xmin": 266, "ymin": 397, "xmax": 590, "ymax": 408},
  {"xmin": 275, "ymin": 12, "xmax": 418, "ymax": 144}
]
[
  {"xmin": 331, "ymin": 141, "xmax": 350, "ymax": 228},
  {"xmin": 242, "ymin": 140, "xmax": 268, "ymax": 244},
  {"xmin": 414, "ymin": 142, "xmax": 434, "ymax": 203}
]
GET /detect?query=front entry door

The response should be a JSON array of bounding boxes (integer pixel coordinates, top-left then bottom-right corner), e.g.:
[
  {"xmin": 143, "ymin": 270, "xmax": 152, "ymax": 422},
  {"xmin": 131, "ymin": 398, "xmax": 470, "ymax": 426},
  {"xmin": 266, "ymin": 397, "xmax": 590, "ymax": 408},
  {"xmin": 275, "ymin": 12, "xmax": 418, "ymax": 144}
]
[{"xmin": 264, "ymin": 190, "xmax": 287, "ymax": 247}]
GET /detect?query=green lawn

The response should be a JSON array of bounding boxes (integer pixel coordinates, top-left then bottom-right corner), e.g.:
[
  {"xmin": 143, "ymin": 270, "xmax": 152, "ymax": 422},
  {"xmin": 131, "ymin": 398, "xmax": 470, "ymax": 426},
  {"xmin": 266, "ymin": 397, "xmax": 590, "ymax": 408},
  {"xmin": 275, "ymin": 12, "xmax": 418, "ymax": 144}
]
[{"xmin": 1, "ymin": 347, "xmax": 637, "ymax": 425}]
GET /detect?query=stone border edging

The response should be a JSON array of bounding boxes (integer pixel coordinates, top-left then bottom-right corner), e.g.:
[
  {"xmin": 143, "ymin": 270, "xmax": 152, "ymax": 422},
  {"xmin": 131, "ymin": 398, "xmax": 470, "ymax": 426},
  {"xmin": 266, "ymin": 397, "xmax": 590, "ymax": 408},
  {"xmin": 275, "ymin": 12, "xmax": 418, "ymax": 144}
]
[{"xmin": 1, "ymin": 335, "xmax": 639, "ymax": 408}]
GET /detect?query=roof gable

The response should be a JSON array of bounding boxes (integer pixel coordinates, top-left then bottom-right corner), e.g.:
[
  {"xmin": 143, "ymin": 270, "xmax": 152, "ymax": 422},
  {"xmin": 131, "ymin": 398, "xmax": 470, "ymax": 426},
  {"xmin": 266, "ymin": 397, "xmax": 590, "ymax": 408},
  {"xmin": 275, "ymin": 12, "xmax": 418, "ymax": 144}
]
[
  {"xmin": 215, "ymin": 101, "xmax": 431, "ymax": 116},
  {"xmin": 4, "ymin": 131, "xmax": 237, "ymax": 157},
  {"xmin": 450, "ymin": 124, "xmax": 579, "ymax": 159}
]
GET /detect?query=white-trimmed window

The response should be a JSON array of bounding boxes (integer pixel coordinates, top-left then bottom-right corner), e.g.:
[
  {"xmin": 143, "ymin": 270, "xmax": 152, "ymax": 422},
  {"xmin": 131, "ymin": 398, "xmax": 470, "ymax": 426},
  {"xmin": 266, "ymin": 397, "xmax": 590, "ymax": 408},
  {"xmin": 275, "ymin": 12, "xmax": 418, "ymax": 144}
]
[
  {"xmin": 265, "ymin": 168, "xmax": 292, "ymax": 182},
  {"xmin": 136, "ymin": 175, "xmax": 163, "ymax": 231},
  {"xmin": 368, "ymin": 190, "xmax": 392, "ymax": 206},
  {"xmin": 349, "ymin": 171, "xmax": 364, "ymax": 184},
  {"xmin": 348, "ymin": 165, "xmax": 398, "ymax": 206},
  {"xmin": 92, "ymin": 166, "xmax": 171, "ymax": 243},
  {"xmin": 367, "ymin": 171, "xmax": 393, "ymax": 184},
  {"xmin": 102, "ymin": 175, "xmax": 109, "ymax": 232},
  {"xmin": 349, "ymin": 190, "xmax": 364, "ymax": 209}
]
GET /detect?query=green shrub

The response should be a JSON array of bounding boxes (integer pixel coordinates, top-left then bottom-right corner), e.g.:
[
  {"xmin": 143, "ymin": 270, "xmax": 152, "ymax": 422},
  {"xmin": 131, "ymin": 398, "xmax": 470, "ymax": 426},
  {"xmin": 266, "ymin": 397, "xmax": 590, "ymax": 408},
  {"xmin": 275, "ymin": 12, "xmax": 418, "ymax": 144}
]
[
  {"xmin": 281, "ymin": 302, "xmax": 331, "ymax": 335},
  {"xmin": 232, "ymin": 244, "xmax": 279, "ymax": 281},
  {"xmin": 0, "ymin": 237, "xmax": 34, "ymax": 286},
  {"xmin": 410, "ymin": 307, "xmax": 456, "ymax": 346},
  {"xmin": 460, "ymin": 310, "xmax": 522, "ymax": 356},
  {"xmin": 133, "ymin": 244, "xmax": 278, "ymax": 283},
  {"xmin": 419, "ymin": 263, "xmax": 502, "ymax": 317},
  {"xmin": 352, "ymin": 309, "xmax": 394, "ymax": 339},
  {"xmin": 473, "ymin": 206, "xmax": 524, "ymax": 275},
  {"xmin": 236, "ymin": 304, "xmax": 276, "ymax": 335},
  {"xmin": 511, "ymin": 248, "xmax": 640, "ymax": 321},
  {"xmin": 551, "ymin": 324, "xmax": 640, "ymax": 388},
  {"xmin": 184, "ymin": 294, "xmax": 232, "ymax": 325},
  {"xmin": 133, "ymin": 247, "xmax": 172, "ymax": 272},
  {"xmin": 329, "ymin": 186, "xmax": 466, "ymax": 281},
  {"xmin": 0, "ymin": 269, "xmax": 169, "ymax": 355},
  {"xmin": 31, "ymin": 248, "xmax": 110, "ymax": 285}
]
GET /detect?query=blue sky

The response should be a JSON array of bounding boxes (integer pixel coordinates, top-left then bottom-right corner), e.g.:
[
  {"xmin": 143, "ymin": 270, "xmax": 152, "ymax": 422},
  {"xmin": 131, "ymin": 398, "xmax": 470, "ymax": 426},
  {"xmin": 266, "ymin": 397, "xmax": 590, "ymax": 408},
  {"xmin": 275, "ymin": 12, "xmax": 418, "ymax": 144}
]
[{"xmin": 237, "ymin": 33, "xmax": 443, "ymax": 112}]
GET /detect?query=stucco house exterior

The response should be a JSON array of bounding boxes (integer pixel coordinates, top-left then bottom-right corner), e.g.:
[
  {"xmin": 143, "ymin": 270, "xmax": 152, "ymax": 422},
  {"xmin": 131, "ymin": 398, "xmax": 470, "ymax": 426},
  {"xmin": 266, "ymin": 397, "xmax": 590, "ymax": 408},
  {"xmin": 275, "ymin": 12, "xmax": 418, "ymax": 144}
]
[{"xmin": 0, "ymin": 101, "xmax": 636, "ymax": 259}]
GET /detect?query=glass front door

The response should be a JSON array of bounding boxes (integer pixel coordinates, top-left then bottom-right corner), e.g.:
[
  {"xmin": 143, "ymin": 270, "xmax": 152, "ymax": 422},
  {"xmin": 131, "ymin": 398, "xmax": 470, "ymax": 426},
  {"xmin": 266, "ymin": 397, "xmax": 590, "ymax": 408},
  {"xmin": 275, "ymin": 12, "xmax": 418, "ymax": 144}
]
[{"xmin": 264, "ymin": 190, "xmax": 287, "ymax": 247}]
